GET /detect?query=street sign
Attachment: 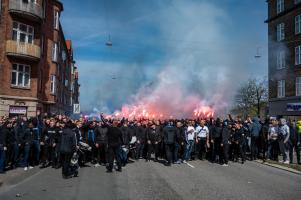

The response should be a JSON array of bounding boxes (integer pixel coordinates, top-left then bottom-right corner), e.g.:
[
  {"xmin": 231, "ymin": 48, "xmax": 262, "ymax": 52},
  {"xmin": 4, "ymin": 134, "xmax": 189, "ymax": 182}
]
[{"xmin": 73, "ymin": 104, "xmax": 80, "ymax": 114}]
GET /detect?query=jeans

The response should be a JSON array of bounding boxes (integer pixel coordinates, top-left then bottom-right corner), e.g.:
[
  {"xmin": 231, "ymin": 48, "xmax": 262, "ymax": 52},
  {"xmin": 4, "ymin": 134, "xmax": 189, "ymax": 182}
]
[
  {"xmin": 147, "ymin": 142, "xmax": 159, "ymax": 161},
  {"xmin": 196, "ymin": 138, "xmax": 207, "ymax": 160},
  {"xmin": 136, "ymin": 142, "xmax": 145, "ymax": 159},
  {"xmin": 173, "ymin": 143, "xmax": 180, "ymax": 162},
  {"xmin": 107, "ymin": 145, "xmax": 122, "ymax": 170},
  {"xmin": 165, "ymin": 144, "xmax": 174, "ymax": 164},
  {"xmin": 23, "ymin": 143, "xmax": 31, "ymax": 167},
  {"xmin": 250, "ymin": 136, "xmax": 259, "ymax": 160},
  {"xmin": 10, "ymin": 143, "xmax": 19, "ymax": 166},
  {"xmin": 32, "ymin": 140, "xmax": 41, "ymax": 165},
  {"xmin": 61, "ymin": 153, "xmax": 72, "ymax": 177},
  {"xmin": 289, "ymin": 143, "xmax": 300, "ymax": 164},
  {"xmin": 222, "ymin": 143, "xmax": 229, "ymax": 164},
  {"xmin": 279, "ymin": 140, "xmax": 289, "ymax": 162},
  {"xmin": 0, "ymin": 145, "xmax": 6, "ymax": 172},
  {"xmin": 184, "ymin": 140, "xmax": 194, "ymax": 161}
]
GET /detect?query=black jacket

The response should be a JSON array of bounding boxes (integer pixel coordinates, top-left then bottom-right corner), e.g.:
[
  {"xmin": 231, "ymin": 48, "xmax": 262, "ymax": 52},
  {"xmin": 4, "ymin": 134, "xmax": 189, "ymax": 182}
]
[
  {"xmin": 221, "ymin": 127, "xmax": 231, "ymax": 144},
  {"xmin": 233, "ymin": 128, "xmax": 246, "ymax": 144},
  {"xmin": 7, "ymin": 127, "xmax": 22, "ymax": 144},
  {"xmin": 60, "ymin": 127, "xmax": 76, "ymax": 154},
  {"xmin": 42, "ymin": 126, "xmax": 57, "ymax": 145},
  {"xmin": 95, "ymin": 126, "xmax": 108, "ymax": 144},
  {"xmin": 176, "ymin": 127, "xmax": 186, "ymax": 144},
  {"xmin": 0, "ymin": 125, "xmax": 8, "ymax": 146},
  {"xmin": 120, "ymin": 126, "xmax": 130, "ymax": 145},
  {"xmin": 107, "ymin": 126, "xmax": 123, "ymax": 147},
  {"xmin": 163, "ymin": 125, "xmax": 177, "ymax": 144},
  {"xmin": 289, "ymin": 125, "xmax": 300, "ymax": 144},
  {"xmin": 211, "ymin": 125, "xmax": 222, "ymax": 140},
  {"xmin": 136, "ymin": 126, "xmax": 147, "ymax": 143},
  {"xmin": 23, "ymin": 128, "xmax": 35, "ymax": 144},
  {"xmin": 146, "ymin": 127, "xmax": 161, "ymax": 142}
]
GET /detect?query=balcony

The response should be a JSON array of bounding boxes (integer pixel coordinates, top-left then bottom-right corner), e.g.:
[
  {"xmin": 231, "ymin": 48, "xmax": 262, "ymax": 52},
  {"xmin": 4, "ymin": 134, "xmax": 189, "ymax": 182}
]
[
  {"xmin": 6, "ymin": 40, "xmax": 41, "ymax": 61},
  {"xmin": 8, "ymin": 0, "xmax": 43, "ymax": 21}
]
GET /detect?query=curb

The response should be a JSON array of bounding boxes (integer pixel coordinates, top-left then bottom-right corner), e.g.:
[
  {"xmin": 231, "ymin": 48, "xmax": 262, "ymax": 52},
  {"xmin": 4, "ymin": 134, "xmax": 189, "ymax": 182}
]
[{"xmin": 254, "ymin": 160, "xmax": 301, "ymax": 175}]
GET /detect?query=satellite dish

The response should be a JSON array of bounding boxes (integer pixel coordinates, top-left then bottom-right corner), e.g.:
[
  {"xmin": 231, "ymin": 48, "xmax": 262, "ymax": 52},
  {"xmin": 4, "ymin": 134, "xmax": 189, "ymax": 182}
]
[{"xmin": 106, "ymin": 35, "xmax": 112, "ymax": 47}]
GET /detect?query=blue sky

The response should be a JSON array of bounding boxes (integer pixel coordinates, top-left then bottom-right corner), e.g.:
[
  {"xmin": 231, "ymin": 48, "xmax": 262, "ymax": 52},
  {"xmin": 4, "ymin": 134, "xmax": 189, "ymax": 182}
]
[{"xmin": 60, "ymin": 0, "xmax": 268, "ymax": 113}]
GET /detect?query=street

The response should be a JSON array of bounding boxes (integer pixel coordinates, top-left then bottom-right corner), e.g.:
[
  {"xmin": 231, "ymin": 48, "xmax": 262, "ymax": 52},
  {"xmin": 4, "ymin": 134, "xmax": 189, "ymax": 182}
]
[{"xmin": 0, "ymin": 160, "xmax": 300, "ymax": 200}]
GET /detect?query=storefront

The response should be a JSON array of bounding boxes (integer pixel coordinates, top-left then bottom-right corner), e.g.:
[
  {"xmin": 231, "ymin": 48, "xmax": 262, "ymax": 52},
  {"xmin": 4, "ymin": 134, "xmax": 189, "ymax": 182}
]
[
  {"xmin": 269, "ymin": 97, "xmax": 301, "ymax": 120},
  {"xmin": 9, "ymin": 106, "xmax": 28, "ymax": 117}
]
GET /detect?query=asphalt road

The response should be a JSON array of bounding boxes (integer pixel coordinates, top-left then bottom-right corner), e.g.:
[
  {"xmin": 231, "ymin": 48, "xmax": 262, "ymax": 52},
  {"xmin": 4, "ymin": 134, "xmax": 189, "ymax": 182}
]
[{"xmin": 0, "ymin": 160, "xmax": 300, "ymax": 200}]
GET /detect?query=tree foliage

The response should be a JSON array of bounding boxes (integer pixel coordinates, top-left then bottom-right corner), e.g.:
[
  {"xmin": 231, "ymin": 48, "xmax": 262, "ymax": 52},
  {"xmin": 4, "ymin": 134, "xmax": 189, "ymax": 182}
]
[{"xmin": 233, "ymin": 78, "xmax": 268, "ymax": 118}]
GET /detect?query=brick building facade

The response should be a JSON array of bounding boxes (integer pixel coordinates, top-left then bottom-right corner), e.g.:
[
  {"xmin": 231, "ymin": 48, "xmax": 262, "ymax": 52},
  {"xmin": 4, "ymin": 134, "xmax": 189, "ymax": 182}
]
[
  {"xmin": 266, "ymin": 0, "xmax": 301, "ymax": 118},
  {"xmin": 0, "ymin": 0, "xmax": 80, "ymax": 117}
]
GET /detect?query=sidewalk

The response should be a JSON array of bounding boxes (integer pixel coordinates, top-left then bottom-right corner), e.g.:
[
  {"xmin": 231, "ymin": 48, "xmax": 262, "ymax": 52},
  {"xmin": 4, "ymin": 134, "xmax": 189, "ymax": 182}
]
[{"xmin": 254, "ymin": 160, "xmax": 301, "ymax": 175}]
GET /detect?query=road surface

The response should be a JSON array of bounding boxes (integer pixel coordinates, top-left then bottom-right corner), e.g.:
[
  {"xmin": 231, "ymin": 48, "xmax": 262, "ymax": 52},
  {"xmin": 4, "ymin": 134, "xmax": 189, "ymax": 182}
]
[{"xmin": 0, "ymin": 160, "xmax": 300, "ymax": 200}]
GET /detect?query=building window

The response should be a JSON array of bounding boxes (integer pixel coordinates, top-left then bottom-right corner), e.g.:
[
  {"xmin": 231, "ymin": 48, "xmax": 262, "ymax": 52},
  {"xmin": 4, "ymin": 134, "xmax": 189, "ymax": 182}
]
[
  {"xmin": 295, "ymin": 0, "xmax": 301, "ymax": 5},
  {"xmin": 11, "ymin": 64, "xmax": 30, "ymax": 87},
  {"xmin": 65, "ymin": 79, "xmax": 69, "ymax": 87},
  {"xmin": 54, "ymin": 10, "xmax": 59, "ymax": 30},
  {"xmin": 50, "ymin": 75, "xmax": 56, "ymax": 94},
  {"xmin": 276, "ymin": 23, "xmax": 285, "ymax": 41},
  {"xmin": 296, "ymin": 14, "xmax": 301, "ymax": 34},
  {"xmin": 297, "ymin": 77, "xmax": 301, "ymax": 96},
  {"xmin": 52, "ymin": 42, "xmax": 58, "ymax": 62},
  {"xmin": 295, "ymin": 46, "xmax": 301, "ymax": 65},
  {"xmin": 277, "ymin": 0, "xmax": 284, "ymax": 14},
  {"xmin": 23, "ymin": 0, "xmax": 37, "ymax": 3},
  {"xmin": 12, "ymin": 21, "xmax": 34, "ymax": 44},
  {"xmin": 277, "ymin": 80, "xmax": 285, "ymax": 98},
  {"xmin": 276, "ymin": 50, "xmax": 286, "ymax": 69}
]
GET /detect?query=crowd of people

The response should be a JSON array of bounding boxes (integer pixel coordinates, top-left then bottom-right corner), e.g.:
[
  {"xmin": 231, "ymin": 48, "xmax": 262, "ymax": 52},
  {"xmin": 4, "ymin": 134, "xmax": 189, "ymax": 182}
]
[{"xmin": 0, "ymin": 113, "xmax": 300, "ymax": 178}]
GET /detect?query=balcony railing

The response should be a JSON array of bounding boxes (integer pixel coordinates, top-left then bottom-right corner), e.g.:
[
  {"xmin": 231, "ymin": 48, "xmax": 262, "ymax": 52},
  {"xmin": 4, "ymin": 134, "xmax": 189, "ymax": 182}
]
[
  {"xmin": 6, "ymin": 40, "xmax": 41, "ymax": 60},
  {"xmin": 9, "ymin": 0, "xmax": 43, "ymax": 20}
]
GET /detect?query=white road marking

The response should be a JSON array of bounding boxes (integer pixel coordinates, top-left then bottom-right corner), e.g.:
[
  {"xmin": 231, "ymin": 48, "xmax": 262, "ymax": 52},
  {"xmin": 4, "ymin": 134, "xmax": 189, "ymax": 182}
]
[{"xmin": 186, "ymin": 162, "xmax": 195, "ymax": 168}]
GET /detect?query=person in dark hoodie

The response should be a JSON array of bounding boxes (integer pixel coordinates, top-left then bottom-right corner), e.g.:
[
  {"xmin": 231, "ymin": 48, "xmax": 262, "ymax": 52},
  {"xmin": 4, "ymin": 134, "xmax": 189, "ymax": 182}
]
[
  {"xmin": 233, "ymin": 121, "xmax": 246, "ymax": 164},
  {"xmin": 146, "ymin": 123, "xmax": 161, "ymax": 162},
  {"xmin": 60, "ymin": 120, "xmax": 77, "ymax": 178},
  {"xmin": 0, "ymin": 120, "xmax": 9, "ymax": 173},
  {"xmin": 40, "ymin": 120, "xmax": 57, "ymax": 168},
  {"xmin": 163, "ymin": 121, "xmax": 177, "ymax": 166},
  {"xmin": 100, "ymin": 114, "xmax": 123, "ymax": 173},
  {"xmin": 136, "ymin": 122, "xmax": 147, "ymax": 159},
  {"xmin": 120, "ymin": 121, "xmax": 130, "ymax": 166},
  {"xmin": 221, "ymin": 121, "xmax": 232, "ymax": 166},
  {"xmin": 288, "ymin": 120, "xmax": 300, "ymax": 164},
  {"xmin": 95, "ymin": 121, "xmax": 108, "ymax": 166},
  {"xmin": 22, "ymin": 121, "xmax": 35, "ymax": 171},
  {"xmin": 210, "ymin": 118, "xmax": 223, "ymax": 163},
  {"xmin": 85, "ymin": 121, "xmax": 97, "ymax": 164},
  {"xmin": 7, "ymin": 121, "xmax": 22, "ymax": 169},
  {"xmin": 249, "ymin": 117, "xmax": 262, "ymax": 160}
]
